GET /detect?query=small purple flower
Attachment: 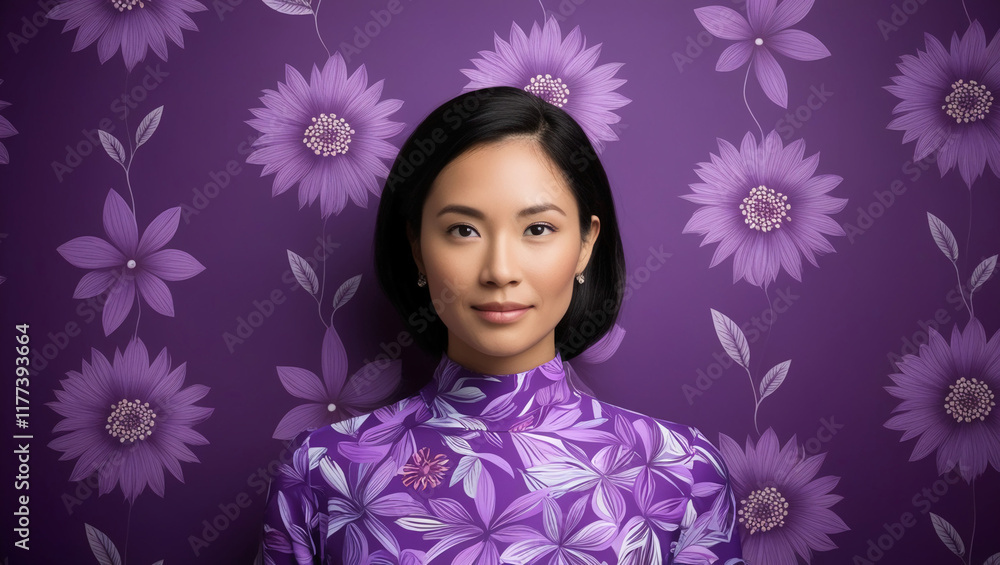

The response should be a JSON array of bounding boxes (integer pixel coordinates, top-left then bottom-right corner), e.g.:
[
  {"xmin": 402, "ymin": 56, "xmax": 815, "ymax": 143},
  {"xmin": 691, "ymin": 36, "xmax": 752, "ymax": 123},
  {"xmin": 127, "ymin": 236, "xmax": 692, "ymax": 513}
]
[
  {"xmin": 885, "ymin": 316, "xmax": 1000, "ymax": 482},
  {"xmin": 47, "ymin": 0, "xmax": 207, "ymax": 71},
  {"xmin": 246, "ymin": 52, "xmax": 406, "ymax": 219},
  {"xmin": 47, "ymin": 337, "xmax": 213, "ymax": 503},
  {"xmin": 57, "ymin": 188, "xmax": 205, "ymax": 336},
  {"xmin": 718, "ymin": 428, "xmax": 848, "ymax": 565},
  {"xmin": 273, "ymin": 324, "xmax": 402, "ymax": 440},
  {"xmin": 885, "ymin": 19, "xmax": 1000, "ymax": 188},
  {"xmin": 695, "ymin": 0, "xmax": 831, "ymax": 108},
  {"xmin": 459, "ymin": 16, "xmax": 631, "ymax": 154},
  {"xmin": 680, "ymin": 130, "xmax": 847, "ymax": 287},
  {"xmin": 0, "ymin": 79, "xmax": 17, "ymax": 165}
]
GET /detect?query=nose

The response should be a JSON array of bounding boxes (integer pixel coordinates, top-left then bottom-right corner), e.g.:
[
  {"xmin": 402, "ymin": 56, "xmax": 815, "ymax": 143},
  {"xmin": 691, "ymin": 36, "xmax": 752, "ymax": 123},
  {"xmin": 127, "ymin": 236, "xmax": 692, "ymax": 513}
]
[{"xmin": 481, "ymin": 231, "xmax": 520, "ymax": 288}]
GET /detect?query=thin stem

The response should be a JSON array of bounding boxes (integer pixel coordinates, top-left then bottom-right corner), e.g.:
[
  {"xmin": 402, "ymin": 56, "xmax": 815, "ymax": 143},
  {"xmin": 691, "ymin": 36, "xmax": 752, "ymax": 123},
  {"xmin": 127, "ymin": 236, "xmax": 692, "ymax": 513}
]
[
  {"xmin": 124, "ymin": 501, "xmax": 133, "ymax": 565},
  {"xmin": 743, "ymin": 62, "xmax": 764, "ymax": 141},
  {"xmin": 968, "ymin": 478, "xmax": 976, "ymax": 565},
  {"xmin": 966, "ymin": 189, "xmax": 974, "ymax": 320},
  {"xmin": 746, "ymin": 365, "xmax": 760, "ymax": 436},
  {"xmin": 961, "ymin": 0, "xmax": 971, "ymax": 25},
  {"xmin": 313, "ymin": 0, "xmax": 331, "ymax": 59},
  {"xmin": 321, "ymin": 215, "xmax": 331, "ymax": 328},
  {"xmin": 537, "ymin": 0, "xmax": 547, "ymax": 20},
  {"xmin": 952, "ymin": 260, "xmax": 971, "ymax": 320}
]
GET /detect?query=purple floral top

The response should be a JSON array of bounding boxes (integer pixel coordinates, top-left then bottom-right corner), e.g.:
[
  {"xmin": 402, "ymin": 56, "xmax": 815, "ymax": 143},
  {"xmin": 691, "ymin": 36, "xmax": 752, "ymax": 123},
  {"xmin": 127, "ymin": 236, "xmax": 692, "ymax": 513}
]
[{"xmin": 261, "ymin": 351, "xmax": 745, "ymax": 564}]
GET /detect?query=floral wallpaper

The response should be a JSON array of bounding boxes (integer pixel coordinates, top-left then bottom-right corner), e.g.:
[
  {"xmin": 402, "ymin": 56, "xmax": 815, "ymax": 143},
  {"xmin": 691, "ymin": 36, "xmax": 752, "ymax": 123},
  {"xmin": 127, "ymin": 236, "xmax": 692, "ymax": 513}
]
[{"xmin": 0, "ymin": 0, "xmax": 998, "ymax": 563}]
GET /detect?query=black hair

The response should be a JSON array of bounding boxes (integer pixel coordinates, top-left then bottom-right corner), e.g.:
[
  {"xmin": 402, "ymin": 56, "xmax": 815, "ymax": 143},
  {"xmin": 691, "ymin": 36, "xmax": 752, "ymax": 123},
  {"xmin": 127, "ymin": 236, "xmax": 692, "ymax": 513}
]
[{"xmin": 373, "ymin": 86, "xmax": 626, "ymax": 374}]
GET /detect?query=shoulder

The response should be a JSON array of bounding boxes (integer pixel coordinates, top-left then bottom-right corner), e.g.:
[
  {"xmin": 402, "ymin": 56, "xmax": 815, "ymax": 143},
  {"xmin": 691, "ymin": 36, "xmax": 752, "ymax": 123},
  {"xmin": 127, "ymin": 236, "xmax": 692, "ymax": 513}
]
[{"xmin": 580, "ymin": 392, "xmax": 733, "ymax": 484}]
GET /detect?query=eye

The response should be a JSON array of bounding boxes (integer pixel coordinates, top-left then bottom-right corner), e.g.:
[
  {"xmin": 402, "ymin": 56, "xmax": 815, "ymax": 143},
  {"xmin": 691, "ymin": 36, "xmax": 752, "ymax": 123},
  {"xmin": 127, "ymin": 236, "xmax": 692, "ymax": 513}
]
[
  {"xmin": 447, "ymin": 224, "xmax": 480, "ymax": 238},
  {"xmin": 525, "ymin": 223, "xmax": 556, "ymax": 237}
]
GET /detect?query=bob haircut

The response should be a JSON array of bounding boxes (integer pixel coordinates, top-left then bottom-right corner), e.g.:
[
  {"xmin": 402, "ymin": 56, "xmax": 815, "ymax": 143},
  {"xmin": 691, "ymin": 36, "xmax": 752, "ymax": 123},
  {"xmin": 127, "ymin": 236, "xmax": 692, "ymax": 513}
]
[{"xmin": 373, "ymin": 86, "xmax": 626, "ymax": 367}]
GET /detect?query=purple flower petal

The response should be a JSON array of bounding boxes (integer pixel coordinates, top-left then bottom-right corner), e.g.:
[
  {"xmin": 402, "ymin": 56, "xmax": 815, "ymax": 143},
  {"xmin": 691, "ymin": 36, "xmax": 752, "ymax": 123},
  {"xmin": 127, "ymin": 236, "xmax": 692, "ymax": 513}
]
[
  {"xmin": 753, "ymin": 47, "xmax": 789, "ymax": 108},
  {"xmin": 137, "ymin": 206, "xmax": 181, "ymax": 257},
  {"xmin": 102, "ymin": 275, "xmax": 135, "ymax": 336},
  {"xmin": 766, "ymin": 29, "xmax": 831, "ymax": 61},
  {"xmin": 57, "ymin": 236, "xmax": 124, "ymax": 269},
  {"xmin": 716, "ymin": 41, "xmax": 753, "ymax": 72},
  {"xmin": 102, "ymin": 189, "xmax": 139, "ymax": 256},
  {"xmin": 142, "ymin": 248, "xmax": 205, "ymax": 281},
  {"xmin": 694, "ymin": 6, "xmax": 752, "ymax": 40}
]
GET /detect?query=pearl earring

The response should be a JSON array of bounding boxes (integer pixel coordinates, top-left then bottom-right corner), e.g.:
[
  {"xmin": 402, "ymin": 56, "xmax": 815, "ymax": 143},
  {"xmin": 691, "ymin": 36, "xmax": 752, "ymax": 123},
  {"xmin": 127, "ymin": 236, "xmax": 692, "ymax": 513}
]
[
  {"xmin": 575, "ymin": 273, "xmax": 585, "ymax": 284},
  {"xmin": 417, "ymin": 272, "xmax": 427, "ymax": 287}
]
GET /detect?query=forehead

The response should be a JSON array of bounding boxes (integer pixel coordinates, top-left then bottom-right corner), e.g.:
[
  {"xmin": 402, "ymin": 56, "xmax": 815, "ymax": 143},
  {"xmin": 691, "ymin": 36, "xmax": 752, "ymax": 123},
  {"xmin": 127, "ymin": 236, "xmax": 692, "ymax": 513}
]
[{"xmin": 426, "ymin": 138, "xmax": 575, "ymax": 210}]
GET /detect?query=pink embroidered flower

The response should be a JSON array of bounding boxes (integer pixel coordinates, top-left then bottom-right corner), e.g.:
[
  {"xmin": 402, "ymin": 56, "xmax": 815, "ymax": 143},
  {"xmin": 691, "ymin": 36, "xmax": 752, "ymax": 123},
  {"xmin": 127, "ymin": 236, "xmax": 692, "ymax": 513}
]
[{"xmin": 401, "ymin": 447, "xmax": 450, "ymax": 491}]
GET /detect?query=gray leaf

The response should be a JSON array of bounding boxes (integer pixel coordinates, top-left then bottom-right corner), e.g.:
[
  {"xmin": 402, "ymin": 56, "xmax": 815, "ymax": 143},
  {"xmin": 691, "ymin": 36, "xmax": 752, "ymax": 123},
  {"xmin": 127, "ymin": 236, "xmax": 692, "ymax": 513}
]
[
  {"xmin": 98, "ymin": 130, "xmax": 126, "ymax": 166},
  {"xmin": 970, "ymin": 255, "xmax": 997, "ymax": 293},
  {"xmin": 711, "ymin": 308, "xmax": 750, "ymax": 370},
  {"xmin": 332, "ymin": 274, "xmax": 362, "ymax": 312},
  {"xmin": 929, "ymin": 512, "xmax": 965, "ymax": 557},
  {"xmin": 759, "ymin": 359, "xmax": 791, "ymax": 401},
  {"xmin": 287, "ymin": 250, "xmax": 319, "ymax": 295},
  {"xmin": 85, "ymin": 523, "xmax": 122, "ymax": 565},
  {"xmin": 927, "ymin": 212, "xmax": 959, "ymax": 262},
  {"xmin": 262, "ymin": 0, "xmax": 313, "ymax": 15},
  {"xmin": 135, "ymin": 106, "xmax": 164, "ymax": 148}
]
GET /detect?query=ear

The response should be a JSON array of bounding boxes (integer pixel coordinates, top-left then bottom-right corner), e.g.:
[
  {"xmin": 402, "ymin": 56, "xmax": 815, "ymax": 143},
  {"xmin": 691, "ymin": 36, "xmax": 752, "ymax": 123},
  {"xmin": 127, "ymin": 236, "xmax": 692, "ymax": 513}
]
[
  {"xmin": 407, "ymin": 222, "xmax": 425, "ymax": 273},
  {"xmin": 576, "ymin": 215, "xmax": 601, "ymax": 275}
]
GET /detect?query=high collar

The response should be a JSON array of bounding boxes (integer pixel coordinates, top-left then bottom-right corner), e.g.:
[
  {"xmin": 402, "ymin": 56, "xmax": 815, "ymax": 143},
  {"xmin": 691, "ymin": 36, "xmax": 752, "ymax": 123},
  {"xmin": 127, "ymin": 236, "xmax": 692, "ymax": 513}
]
[{"xmin": 418, "ymin": 350, "xmax": 582, "ymax": 432}]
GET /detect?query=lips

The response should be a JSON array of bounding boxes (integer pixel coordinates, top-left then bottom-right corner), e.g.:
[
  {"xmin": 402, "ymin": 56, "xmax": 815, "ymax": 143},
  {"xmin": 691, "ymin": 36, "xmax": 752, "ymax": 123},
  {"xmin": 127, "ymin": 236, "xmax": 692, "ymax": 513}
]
[{"xmin": 472, "ymin": 302, "xmax": 531, "ymax": 312}]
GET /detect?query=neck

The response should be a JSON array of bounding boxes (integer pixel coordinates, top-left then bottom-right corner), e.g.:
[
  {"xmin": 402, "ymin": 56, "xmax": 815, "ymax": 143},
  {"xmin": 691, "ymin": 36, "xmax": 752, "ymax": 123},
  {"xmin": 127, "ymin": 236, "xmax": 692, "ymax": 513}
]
[{"xmin": 445, "ymin": 329, "xmax": 557, "ymax": 376}]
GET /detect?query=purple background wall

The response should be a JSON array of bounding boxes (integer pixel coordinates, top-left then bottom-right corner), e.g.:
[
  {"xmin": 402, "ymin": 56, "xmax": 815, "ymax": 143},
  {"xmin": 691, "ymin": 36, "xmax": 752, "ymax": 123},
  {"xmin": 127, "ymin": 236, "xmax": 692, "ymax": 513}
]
[{"xmin": 1, "ymin": 0, "xmax": 999, "ymax": 563}]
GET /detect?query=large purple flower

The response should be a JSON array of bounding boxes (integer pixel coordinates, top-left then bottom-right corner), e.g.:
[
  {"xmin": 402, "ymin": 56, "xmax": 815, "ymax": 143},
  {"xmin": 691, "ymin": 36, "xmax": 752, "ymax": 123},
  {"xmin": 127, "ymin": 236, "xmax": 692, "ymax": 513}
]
[
  {"xmin": 718, "ymin": 428, "xmax": 848, "ymax": 565},
  {"xmin": 47, "ymin": 337, "xmax": 213, "ymax": 503},
  {"xmin": 885, "ymin": 19, "xmax": 1000, "ymax": 188},
  {"xmin": 246, "ymin": 52, "xmax": 406, "ymax": 219},
  {"xmin": 0, "ymin": 79, "xmax": 16, "ymax": 164},
  {"xmin": 273, "ymin": 324, "xmax": 402, "ymax": 440},
  {"xmin": 884, "ymin": 316, "xmax": 1000, "ymax": 482},
  {"xmin": 47, "ymin": 0, "xmax": 206, "ymax": 71},
  {"xmin": 695, "ymin": 0, "xmax": 831, "ymax": 108},
  {"xmin": 459, "ymin": 16, "xmax": 631, "ymax": 154},
  {"xmin": 56, "ymin": 188, "xmax": 206, "ymax": 336},
  {"xmin": 680, "ymin": 129, "xmax": 847, "ymax": 287}
]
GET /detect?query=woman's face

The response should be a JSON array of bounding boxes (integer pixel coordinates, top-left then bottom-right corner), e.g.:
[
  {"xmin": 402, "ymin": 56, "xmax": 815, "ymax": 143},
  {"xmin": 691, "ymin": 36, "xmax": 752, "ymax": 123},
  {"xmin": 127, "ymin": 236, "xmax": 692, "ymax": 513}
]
[{"xmin": 411, "ymin": 137, "xmax": 600, "ymax": 376}]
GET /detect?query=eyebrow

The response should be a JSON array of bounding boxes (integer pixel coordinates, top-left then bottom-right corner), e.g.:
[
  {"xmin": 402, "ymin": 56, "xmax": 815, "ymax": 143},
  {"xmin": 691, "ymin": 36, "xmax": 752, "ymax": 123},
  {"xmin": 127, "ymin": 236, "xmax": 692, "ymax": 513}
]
[{"xmin": 436, "ymin": 203, "xmax": 566, "ymax": 219}]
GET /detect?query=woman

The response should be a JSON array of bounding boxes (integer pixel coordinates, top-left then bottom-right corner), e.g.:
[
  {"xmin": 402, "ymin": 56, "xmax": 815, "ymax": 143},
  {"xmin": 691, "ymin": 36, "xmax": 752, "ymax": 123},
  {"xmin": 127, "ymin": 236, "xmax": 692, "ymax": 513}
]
[{"xmin": 261, "ymin": 86, "xmax": 745, "ymax": 564}]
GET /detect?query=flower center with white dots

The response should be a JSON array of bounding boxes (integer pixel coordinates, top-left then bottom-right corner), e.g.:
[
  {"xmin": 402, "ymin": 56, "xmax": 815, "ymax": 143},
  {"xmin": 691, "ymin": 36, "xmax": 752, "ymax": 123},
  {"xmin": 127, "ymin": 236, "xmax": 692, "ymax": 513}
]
[
  {"xmin": 740, "ymin": 185, "xmax": 790, "ymax": 232},
  {"xmin": 126, "ymin": 259, "xmax": 137, "ymax": 269},
  {"xmin": 524, "ymin": 74, "xmax": 569, "ymax": 107},
  {"xmin": 111, "ymin": 0, "xmax": 146, "ymax": 11},
  {"xmin": 943, "ymin": 79, "xmax": 993, "ymax": 124},
  {"xmin": 327, "ymin": 403, "xmax": 337, "ymax": 412},
  {"xmin": 738, "ymin": 486, "xmax": 788, "ymax": 534},
  {"xmin": 303, "ymin": 113, "xmax": 355, "ymax": 157},
  {"xmin": 943, "ymin": 376, "xmax": 995, "ymax": 423},
  {"xmin": 754, "ymin": 37, "xmax": 764, "ymax": 46},
  {"xmin": 106, "ymin": 398, "xmax": 157, "ymax": 443}
]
